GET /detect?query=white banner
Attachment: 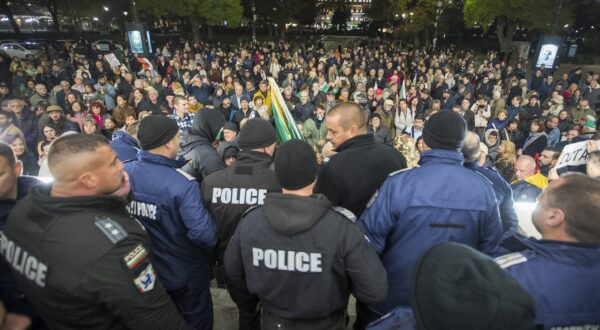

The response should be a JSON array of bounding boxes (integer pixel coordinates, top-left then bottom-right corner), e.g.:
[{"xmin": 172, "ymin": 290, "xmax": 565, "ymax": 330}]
[
  {"xmin": 104, "ymin": 53, "xmax": 121, "ymax": 68},
  {"xmin": 555, "ymin": 140, "xmax": 599, "ymax": 169}
]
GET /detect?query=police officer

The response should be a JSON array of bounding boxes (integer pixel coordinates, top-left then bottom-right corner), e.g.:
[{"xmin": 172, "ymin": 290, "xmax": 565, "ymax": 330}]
[
  {"xmin": 0, "ymin": 142, "xmax": 43, "ymax": 329},
  {"xmin": 201, "ymin": 118, "xmax": 281, "ymax": 289},
  {"xmin": 0, "ymin": 134, "xmax": 189, "ymax": 329},
  {"xmin": 225, "ymin": 140, "xmax": 387, "ymax": 330},
  {"xmin": 462, "ymin": 131, "xmax": 518, "ymax": 232},
  {"xmin": 495, "ymin": 173, "xmax": 600, "ymax": 329},
  {"xmin": 359, "ymin": 111, "xmax": 503, "ymax": 327},
  {"xmin": 125, "ymin": 116, "xmax": 217, "ymax": 330}
]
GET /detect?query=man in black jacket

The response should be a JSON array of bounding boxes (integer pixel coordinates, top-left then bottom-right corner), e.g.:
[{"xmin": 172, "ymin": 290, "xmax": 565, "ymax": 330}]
[
  {"xmin": 225, "ymin": 140, "xmax": 387, "ymax": 330},
  {"xmin": 1, "ymin": 134, "xmax": 189, "ymax": 329},
  {"xmin": 315, "ymin": 102, "xmax": 407, "ymax": 217},
  {"xmin": 0, "ymin": 142, "xmax": 42, "ymax": 329},
  {"xmin": 202, "ymin": 118, "xmax": 281, "ymax": 327},
  {"xmin": 179, "ymin": 109, "xmax": 226, "ymax": 183}
]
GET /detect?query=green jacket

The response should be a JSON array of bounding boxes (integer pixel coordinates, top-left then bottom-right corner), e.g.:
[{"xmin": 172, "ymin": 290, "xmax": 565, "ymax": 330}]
[
  {"xmin": 303, "ymin": 117, "xmax": 327, "ymax": 148},
  {"xmin": 568, "ymin": 106, "xmax": 596, "ymax": 124}
]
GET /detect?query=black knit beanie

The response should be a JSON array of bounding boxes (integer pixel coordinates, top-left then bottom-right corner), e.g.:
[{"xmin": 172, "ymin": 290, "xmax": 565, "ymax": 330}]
[
  {"xmin": 274, "ymin": 140, "xmax": 317, "ymax": 190},
  {"xmin": 137, "ymin": 116, "xmax": 180, "ymax": 151},
  {"xmin": 412, "ymin": 242, "xmax": 536, "ymax": 330},
  {"xmin": 422, "ymin": 111, "xmax": 467, "ymax": 151},
  {"xmin": 238, "ymin": 118, "xmax": 276, "ymax": 150}
]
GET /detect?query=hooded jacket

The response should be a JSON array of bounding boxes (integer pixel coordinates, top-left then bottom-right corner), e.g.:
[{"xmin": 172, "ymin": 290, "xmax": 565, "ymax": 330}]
[
  {"xmin": 179, "ymin": 109, "xmax": 226, "ymax": 182},
  {"xmin": 201, "ymin": 151, "xmax": 281, "ymax": 260},
  {"xmin": 225, "ymin": 193, "xmax": 387, "ymax": 321},
  {"xmin": 496, "ymin": 233, "xmax": 600, "ymax": 329},
  {"xmin": 359, "ymin": 149, "xmax": 503, "ymax": 322}
]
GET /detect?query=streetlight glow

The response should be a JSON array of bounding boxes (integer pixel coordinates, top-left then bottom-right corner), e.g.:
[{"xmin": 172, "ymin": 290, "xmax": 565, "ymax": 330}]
[
  {"xmin": 103, "ymin": 6, "xmax": 109, "ymax": 11},
  {"xmin": 123, "ymin": 11, "xmax": 128, "ymax": 16}
]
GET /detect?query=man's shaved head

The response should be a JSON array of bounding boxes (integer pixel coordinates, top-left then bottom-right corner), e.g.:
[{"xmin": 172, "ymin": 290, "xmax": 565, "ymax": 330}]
[
  {"xmin": 328, "ymin": 102, "xmax": 367, "ymax": 131},
  {"xmin": 48, "ymin": 134, "xmax": 109, "ymax": 181}
]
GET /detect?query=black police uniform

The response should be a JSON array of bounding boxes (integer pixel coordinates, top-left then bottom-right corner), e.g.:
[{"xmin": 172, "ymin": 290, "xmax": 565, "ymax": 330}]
[
  {"xmin": 201, "ymin": 150, "xmax": 281, "ymax": 265},
  {"xmin": 225, "ymin": 193, "xmax": 387, "ymax": 330},
  {"xmin": 0, "ymin": 184, "xmax": 189, "ymax": 330}
]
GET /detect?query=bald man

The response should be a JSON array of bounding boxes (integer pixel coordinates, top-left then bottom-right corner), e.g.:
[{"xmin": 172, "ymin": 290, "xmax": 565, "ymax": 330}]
[
  {"xmin": 1, "ymin": 134, "xmax": 189, "ymax": 329},
  {"xmin": 315, "ymin": 102, "xmax": 406, "ymax": 217},
  {"xmin": 511, "ymin": 155, "xmax": 548, "ymax": 202}
]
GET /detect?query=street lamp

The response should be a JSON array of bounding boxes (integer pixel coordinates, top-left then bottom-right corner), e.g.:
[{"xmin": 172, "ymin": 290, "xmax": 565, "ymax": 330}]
[
  {"xmin": 103, "ymin": 6, "xmax": 109, "ymax": 11},
  {"xmin": 123, "ymin": 11, "xmax": 128, "ymax": 16}
]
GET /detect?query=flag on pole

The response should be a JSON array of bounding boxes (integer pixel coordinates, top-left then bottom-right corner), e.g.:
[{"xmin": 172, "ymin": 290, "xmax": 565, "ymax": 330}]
[
  {"xmin": 399, "ymin": 79, "xmax": 407, "ymax": 99},
  {"xmin": 268, "ymin": 77, "xmax": 304, "ymax": 143}
]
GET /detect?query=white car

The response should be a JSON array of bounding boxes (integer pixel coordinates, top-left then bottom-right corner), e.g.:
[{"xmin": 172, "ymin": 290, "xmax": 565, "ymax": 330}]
[{"xmin": 0, "ymin": 42, "xmax": 38, "ymax": 59}]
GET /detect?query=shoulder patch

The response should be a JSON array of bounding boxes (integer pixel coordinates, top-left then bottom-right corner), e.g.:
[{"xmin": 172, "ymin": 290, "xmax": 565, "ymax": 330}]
[
  {"xmin": 134, "ymin": 264, "xmax": 156, "ymax": 293},
  {"xmin": 176, "ymin": 168, "xmax": 196, "ymax": 181},
  {"xmin": 94, "ymin": 216, "xmax": 128, "ymax": 244},
  {"xmin": 388, "ymin": 167, "xmax": 412, "ymax": 177},
  {"xmin": 123, "ymin": 244, "xmax": 148, "ymax": 269},
  {"xmin": 331, "ymin": 206, "xmax": 357, "ymax": 223},
  {"xmin": 241, "ymin": 205, "xmax": 260, "ymax": 218},
  {"xmin": 494, "ymin": 252, "xmax": 528, "ymax": 269}
]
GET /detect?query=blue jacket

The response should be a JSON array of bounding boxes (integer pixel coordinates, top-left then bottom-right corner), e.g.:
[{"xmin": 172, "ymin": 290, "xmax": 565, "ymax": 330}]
[
  {"xmin": 125, "ymin": 151, "xmax": 217, "ymax": 290},
  {"xmin": 110, "ymin": 130, "xmax": 139, "ymax": 163},
  {"xmin": 495, "ymin": 233, "xmax": 600, "ymax": 329},
  {"xmin": 465, "ymin": 162, "xmax": 518, "ymax": 232},
  {"xmin": 367, "ymin": 307, "xmax": 416, "ymax": 330},
  {"xmin": 359, "ymin": 150, "xmax": 503, "ymax": 318}
]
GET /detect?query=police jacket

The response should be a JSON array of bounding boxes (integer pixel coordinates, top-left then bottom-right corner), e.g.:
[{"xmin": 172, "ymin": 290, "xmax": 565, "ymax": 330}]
[
  {"xmin": 0, "ymin": 176, "xmax": 40, "ymax": 316},
  {"xmin": 0, "ymin": 184, "xmax": 189, "ymax": 330},
  {"xmin": 110, "ymin": 130, "xmax": 140, "ymax": 163},
  {"xmin": 465, "ymin": 161, "xmax": 518, "ymax": 232},
  {"xmin": 225, "ymin": 193, "xmax": 387, "ymax": 320},
  {"xmin": 360, "ymin": 149, "xmax": 503, "ymax": 314},
  {"xmin": 495, "ymin": 233, "xmax": 600, "ymax": 329},
  {"xmin": 201, "ymin": 150, "xmax": 281, "ymax": 259},
  {"xmin": 125, "ymin": 151, "xmax": 217, "ymax": 289},
  {"xmin": 315, "ymin": 134, "xmax": 406, "ymax": 218}
]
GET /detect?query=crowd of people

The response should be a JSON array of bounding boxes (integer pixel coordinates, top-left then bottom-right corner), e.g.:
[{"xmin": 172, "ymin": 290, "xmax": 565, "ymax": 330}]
[{"xmin": 0, "ymin": 36, "xmax": 599, "ymax": 330}]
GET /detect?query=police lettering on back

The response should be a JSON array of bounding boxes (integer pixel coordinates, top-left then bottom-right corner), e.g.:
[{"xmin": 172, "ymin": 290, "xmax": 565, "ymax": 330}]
[
  {"xmin": 212, "ymin": 188, "xmax": 268, "ymax": 205},
  {"xmin": 0, "ymin": 233, "xmax": 48, "ymax": 287},
  {"xmin": 252, "ymin": 247, "xmax": 323, "ymax": 273}
]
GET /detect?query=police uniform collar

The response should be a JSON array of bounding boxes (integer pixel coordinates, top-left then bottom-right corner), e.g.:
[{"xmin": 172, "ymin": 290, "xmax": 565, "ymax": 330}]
[
  {"xmin": 236, "ymin": 150, "xmax": 273, "ymax": 164},
  {"xmin": 263, "ymin": 192, "xmax": 331, "ymax": 236},
  {"xmin": 334, "ymin": 134, "xmax": 375, "ymax": 152},
  {"xmin": 28, "ymin": 184, "xmax": 128, "ymax": 213},
  {"xmin": 137, "ymin": 151, "xmax": 188, "ymax": 168},
  {"xmin": 502, "ymin": 233, "xmax": 600, "ymax": 265},
  {"xmin": 418, "ymin": 149, "xmax": 464, "ymax": 166}
]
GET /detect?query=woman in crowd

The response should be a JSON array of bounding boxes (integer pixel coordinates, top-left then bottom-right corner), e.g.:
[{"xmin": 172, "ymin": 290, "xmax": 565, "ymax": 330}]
[
  {"xmin": 87, "ymin": 101, "xmax": 110, "ymax": 129},
  {"xmin": 3, "ymin": 134, "xmax": 39, "ymax": 176},
  {"xmin": 112, "ymin": 95, "xmax": 136, "ymax": 127},
  {"xmin": 495, "ymin": 140, "xmax": 517, "ymax": 183},
  {"xmin": 37, "ymin": 124, "xmax": 56, "ymax": 156},
  {"xmin": 521, "ymin": 118, "xmax": 548, "ymax": 158}
]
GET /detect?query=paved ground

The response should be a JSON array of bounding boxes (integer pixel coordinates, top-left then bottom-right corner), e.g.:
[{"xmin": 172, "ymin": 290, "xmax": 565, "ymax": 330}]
[{"xmin": 211, "ymin": 287, "xmax": 357, "ymax": 330}]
